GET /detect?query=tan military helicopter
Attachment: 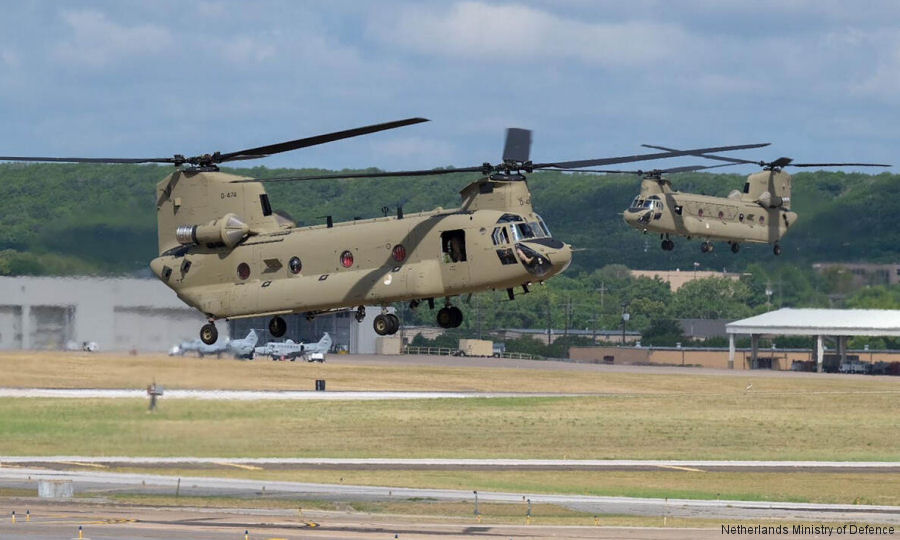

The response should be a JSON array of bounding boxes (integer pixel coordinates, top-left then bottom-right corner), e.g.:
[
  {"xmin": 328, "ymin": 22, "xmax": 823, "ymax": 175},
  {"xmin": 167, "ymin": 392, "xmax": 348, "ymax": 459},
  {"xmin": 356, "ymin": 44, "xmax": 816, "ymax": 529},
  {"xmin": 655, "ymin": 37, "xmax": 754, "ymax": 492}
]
[
  {"xmin": 0, "ymin": 119, "xmax": 767, "ymax": 343},
  {"xmin": 619, "ymin": 145, "xmax": 890, "ymax": 255}
]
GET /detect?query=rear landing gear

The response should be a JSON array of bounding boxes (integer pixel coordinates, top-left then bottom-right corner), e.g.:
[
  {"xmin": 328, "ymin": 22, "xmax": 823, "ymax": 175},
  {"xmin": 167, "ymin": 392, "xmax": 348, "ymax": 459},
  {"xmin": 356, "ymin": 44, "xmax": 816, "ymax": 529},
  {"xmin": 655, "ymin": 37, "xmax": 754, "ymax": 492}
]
[
  {"xmin": 373, "ymin": 313, "xmax": 400, "ymax": 336},
  {"xmin": 268, "ymin": 316, "xmax": 287, "ymax": 337},
  {"xmin": 200, "ymin": 323, "xmax": 218, "ymax": 345},
  {"xmin": 661, "ymin": 239, "xmax": 674, "ymax": 251},
  {"xmin": 437, "ymin": 306, "xmax": 463, "ymax": 329}
]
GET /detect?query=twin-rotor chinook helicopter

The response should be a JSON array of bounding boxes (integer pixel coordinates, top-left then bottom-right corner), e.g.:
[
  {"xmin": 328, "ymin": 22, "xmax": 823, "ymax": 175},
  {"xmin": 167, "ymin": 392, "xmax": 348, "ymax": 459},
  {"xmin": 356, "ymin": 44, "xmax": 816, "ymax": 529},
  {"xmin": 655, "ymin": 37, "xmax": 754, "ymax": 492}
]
[
  {"xmin": 619, "ymin": 145, "xmax": 890, "ymax": 255},
  {"xmin": 1, "ymin": 118, "xmax": 767, "ymax": 344}
]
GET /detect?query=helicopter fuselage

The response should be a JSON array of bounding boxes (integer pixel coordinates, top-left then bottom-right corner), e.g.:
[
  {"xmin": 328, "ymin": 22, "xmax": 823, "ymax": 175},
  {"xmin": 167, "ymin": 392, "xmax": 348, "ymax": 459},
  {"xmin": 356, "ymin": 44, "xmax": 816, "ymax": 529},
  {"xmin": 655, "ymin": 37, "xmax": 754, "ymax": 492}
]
[
  {"xmin": 623, "ymin": 173, "xmax": 797, "ymax": 252},
  {"xmin": 149, "ymin": 170, "xmax": 572, "ymax": 321}
]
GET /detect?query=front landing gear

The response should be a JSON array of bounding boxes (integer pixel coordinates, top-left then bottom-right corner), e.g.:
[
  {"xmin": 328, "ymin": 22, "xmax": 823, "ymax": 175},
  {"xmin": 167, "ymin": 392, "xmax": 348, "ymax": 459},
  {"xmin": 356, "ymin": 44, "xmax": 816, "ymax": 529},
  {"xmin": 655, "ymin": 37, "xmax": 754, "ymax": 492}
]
[
  {"xmin": 268, "ymin": 316, "xmax": 287, "ymax": 337},
  {"xmin": 200, "ymin": 323, "xmax": 218, "ymax": 345},
  {"xmin": 373, "ymin": 313, "xmax": 400, "ymax": 336},
  {"xmin": 437, "ymin": 306, "xmax": 463, "ymax": 329}
]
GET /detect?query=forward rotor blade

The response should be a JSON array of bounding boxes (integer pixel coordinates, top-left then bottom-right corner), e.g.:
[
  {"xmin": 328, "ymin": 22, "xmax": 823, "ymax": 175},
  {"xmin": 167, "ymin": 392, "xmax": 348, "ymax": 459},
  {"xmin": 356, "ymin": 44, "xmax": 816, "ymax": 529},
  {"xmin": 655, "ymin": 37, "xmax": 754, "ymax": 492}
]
[
  {"xmin": 552, "ymin": 163, "xmax": 736, "ymax": 175},
  {"xmin": 236, "ymin": 166, "xmax": 487, "ymax": 183},
  {"xmin": 537, "ymin": 142, "xmax": 769, "ymax": 169},
  {"xmin": 640, "ymin": 144, "xmax": 760, "ymax": 165},
  {"xmin": 502, "ymin": 128, "xmax": 532, "ymax": 163},
  {"xmin": 216, "ymin": 117, "xmax": 429, "ymax": 163}
]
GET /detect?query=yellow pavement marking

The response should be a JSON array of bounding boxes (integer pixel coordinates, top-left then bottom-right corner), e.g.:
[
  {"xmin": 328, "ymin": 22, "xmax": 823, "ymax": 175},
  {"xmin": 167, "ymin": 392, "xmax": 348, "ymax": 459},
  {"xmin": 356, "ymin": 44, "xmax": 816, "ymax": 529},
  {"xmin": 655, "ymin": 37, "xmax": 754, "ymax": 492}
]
[
  {"xmin": 57, "ymin": 461, "xmax": 108, "ymax": 469},
  {"xmin": 655, "ymin": 465, "xmax": 705, "ymax": 473},
  {"xmin": 214, "ymin": 461, "xmax": 263, "ymax": 471}
]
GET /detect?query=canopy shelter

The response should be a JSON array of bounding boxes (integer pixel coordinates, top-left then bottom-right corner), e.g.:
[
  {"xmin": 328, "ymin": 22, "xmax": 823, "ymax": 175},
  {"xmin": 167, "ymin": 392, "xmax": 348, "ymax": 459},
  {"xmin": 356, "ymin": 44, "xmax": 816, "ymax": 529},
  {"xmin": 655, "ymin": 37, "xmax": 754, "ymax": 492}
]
[{"xmin": 726, "ymin": 308, "xmax": 900, "ymax": 372}]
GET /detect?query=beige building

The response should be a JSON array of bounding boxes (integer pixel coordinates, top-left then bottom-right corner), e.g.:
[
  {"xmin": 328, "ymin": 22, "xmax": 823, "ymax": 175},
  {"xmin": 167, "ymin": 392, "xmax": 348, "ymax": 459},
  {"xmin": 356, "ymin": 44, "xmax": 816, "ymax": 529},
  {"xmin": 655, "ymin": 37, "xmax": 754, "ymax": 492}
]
[{"xmin": 630, "ymin": 269, "xmax": 745, "ymax": 291}]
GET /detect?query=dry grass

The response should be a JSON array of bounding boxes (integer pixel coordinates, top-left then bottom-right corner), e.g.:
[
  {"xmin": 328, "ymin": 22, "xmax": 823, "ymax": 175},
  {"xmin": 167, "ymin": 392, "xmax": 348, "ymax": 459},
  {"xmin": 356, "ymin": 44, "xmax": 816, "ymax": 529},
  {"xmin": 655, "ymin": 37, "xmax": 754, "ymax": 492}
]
[
  {"xmin": 1, "ymin": 350, "xmax": 899, "ymax": 395},
  {"xmin": 0, "ymin": 392, "xmax": 897, "ymax": 461}
]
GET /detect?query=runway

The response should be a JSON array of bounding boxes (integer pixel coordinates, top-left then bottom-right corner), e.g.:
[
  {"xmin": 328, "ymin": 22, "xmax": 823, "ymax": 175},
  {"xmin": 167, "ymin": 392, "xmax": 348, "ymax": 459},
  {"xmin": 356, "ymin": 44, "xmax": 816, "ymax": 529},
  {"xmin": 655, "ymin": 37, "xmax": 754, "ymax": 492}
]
[
  {"xmin": 0, "ymin": 467, "xmax": 897, "ymax": 526},
  {"xmin": 2, "ymin": 455, "xmax": 898, "ymax": 473},
  {"xmin": 0, "ymin": 388, "xmax": 586, "ymax": 400}
]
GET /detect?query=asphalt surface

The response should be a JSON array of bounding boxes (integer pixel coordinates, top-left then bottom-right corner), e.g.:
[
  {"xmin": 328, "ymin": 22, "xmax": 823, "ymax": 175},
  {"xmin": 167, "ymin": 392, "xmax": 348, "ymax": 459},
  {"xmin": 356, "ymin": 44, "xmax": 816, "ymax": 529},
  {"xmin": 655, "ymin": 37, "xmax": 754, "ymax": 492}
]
[
  {"xmin": 2, "ymin": 456, "xmax": 899, "ymax": 473},
  {"xmin": 0, "ymin": 467, "xmax": 897, "ymax": 526}
]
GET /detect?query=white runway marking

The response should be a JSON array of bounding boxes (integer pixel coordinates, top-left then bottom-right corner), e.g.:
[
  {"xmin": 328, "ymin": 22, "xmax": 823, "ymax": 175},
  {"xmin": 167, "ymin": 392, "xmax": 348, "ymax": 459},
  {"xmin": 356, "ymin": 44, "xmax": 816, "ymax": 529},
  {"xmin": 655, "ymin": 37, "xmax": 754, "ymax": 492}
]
[{"xmin": 0, "ymin": 388, "xmax": 581, "ymax": 400}]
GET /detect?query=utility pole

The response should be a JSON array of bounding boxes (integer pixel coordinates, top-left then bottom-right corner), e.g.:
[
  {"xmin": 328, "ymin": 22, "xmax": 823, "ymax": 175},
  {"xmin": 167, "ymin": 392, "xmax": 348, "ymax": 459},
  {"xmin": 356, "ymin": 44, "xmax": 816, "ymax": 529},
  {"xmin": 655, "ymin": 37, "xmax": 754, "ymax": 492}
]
[
  {"xmin": 546, "ymin": 304, "xmax": 552, "ymax": 345},
  {"xmin": 564, "ymin": 296, "xmax": 570, "ymax": 338}
]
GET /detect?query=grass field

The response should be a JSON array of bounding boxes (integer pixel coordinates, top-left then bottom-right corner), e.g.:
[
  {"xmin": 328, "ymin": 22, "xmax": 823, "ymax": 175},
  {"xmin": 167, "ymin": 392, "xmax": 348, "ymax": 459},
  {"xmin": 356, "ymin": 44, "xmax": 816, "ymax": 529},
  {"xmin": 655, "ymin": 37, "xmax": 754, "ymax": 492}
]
[
  {"xmin": 0, "ymin": 352, "xmax": 897, "ymax": 506},
  {"xmin": 0, "ymin": 392, "xmax": 896, "ymax": 461}
]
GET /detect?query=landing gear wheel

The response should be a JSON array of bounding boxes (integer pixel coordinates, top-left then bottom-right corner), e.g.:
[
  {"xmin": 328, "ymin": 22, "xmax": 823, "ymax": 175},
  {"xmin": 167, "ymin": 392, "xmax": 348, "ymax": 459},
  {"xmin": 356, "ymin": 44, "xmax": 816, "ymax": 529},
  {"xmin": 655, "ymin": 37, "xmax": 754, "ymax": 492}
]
[
  {"xmin": 268, "ymin": 316, "xmax": 287, "ymax": 338},
  {"xmin": 437, "ymin": 307, "xmax": 454, "ymax": 329},
  {"xmin": 661, "ymin": 239, "xmax": 674, "ymax": 251},
  {"xmin": 200, "ymin": 323, "xmax": 218, "ymax": 345},
  {"xmin": 355, "ymin": 306, "xmax": 366, "ymax": 323},
  {"xmin": 373, "ymin": 314, "xmax": 392, "ymax": 336},
  {"xmin": 730, "ymin": 242, "xmax": 740, "ymax": 254},
  {"xmin": 386, "ymin": 313, "xmax": 400, "ymax": 334},
  {"xmin": 700, "ymin": 241, "xmax": 713, "ymax": 253},
  {"xmin": 448, "ymin": 306, "xmax": 463, "ymax": 328},
  {"xmin": 773, "ymin": 244, "xmax": 782, "ymax": 256}
]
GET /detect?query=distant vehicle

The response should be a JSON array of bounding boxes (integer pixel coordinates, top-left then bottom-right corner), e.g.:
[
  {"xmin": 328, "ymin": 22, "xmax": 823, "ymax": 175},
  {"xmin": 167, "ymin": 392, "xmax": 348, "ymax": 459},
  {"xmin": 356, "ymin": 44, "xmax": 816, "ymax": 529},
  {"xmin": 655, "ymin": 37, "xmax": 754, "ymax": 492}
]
[
  {"xmin": 66, "ymin": 340, "xmax": 99, "ymax": 352},
  {"xmin": 255, "ymin": 333, "xmax": 332, "ymax": 362},
  {"xmin": 839, "ymin": 359, "xmax": 870, "ymax": 374}
]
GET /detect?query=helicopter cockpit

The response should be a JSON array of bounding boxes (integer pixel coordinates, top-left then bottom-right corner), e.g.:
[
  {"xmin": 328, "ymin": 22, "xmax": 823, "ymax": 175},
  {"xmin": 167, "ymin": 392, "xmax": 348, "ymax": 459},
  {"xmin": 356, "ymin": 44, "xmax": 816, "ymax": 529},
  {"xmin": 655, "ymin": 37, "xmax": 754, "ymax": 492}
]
[
  {"xmin": 628, "ymin": 196, "xmax": 663, "ymax": 213},
  {"xmin": 491, "ymin": 213, "xmax": 555, "ymax": 276}
]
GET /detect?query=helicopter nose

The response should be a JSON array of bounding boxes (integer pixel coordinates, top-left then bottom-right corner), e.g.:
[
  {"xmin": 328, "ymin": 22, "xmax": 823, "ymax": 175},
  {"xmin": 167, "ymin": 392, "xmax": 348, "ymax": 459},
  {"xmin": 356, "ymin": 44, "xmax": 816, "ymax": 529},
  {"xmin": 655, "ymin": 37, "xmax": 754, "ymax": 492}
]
[{"xmin": 553, "ymin": 242, "xmax": 573, "ymax": 274}]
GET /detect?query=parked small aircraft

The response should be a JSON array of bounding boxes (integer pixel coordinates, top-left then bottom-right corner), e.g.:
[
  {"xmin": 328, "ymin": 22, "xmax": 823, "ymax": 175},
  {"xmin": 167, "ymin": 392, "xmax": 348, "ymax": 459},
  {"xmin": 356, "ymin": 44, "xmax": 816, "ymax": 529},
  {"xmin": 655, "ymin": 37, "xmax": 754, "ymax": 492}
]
[
  {"xmin": 254, "ymin": 332, "xmax": 333, "ymax": 362},
  {"xmin": 170, "ymin": 329, "xmax": 258, "ymax": 358}
]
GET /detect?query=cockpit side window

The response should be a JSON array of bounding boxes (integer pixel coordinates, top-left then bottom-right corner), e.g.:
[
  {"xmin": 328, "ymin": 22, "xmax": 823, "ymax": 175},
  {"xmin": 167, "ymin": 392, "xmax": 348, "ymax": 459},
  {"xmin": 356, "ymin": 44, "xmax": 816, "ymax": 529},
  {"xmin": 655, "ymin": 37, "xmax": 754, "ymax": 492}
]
[
  {"xmin": 537, "ymin": 215, "xmax": 551, "ymax": 237},
  {"xmin": 630, "ymin": 197, "xmax": 644, "ymax": 209},
  {"xmin": 492, "ymin": 226, "xmax": 510, "ymax": 245}
]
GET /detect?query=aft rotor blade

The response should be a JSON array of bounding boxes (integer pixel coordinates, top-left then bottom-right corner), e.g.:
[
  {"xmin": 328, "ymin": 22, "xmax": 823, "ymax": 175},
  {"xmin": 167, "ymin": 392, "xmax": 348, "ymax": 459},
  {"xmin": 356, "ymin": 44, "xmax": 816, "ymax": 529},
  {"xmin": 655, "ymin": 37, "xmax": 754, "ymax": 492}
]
[
  {"xmin": 537, "ymin": 142, "xmax": 769, "ymax": 169},
  {"xmin": 216, "ymin": 117, "xmax": 429, "ymax": 163},
  {"xmin": 789, "ymin": 162, "xmax": 891, "ymax": 168},
  {"xmin": 0, "ymin": 155, "xmax": 181, "ymax": 164}
]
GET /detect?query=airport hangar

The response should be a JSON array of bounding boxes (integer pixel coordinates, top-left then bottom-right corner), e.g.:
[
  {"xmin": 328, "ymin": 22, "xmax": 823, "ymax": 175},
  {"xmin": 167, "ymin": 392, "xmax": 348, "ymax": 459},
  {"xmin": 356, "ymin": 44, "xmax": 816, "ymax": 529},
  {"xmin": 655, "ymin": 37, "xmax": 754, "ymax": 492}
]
[
  {"xmin": 726, "ymin": 308, "xmax": 900, "ymax": 372},
  {"xmin": 0, "ymin": 276, "xmax": 380, "ymax": 353}
]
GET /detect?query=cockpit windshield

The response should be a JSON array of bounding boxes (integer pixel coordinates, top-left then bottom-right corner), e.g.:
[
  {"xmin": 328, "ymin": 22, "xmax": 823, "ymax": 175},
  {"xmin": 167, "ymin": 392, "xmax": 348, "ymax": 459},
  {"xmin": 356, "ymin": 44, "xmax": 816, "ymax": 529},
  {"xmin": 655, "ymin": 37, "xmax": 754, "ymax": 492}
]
[{"xmin": 498, "ymin": 214, "xmax": 551, "ymax": 242}]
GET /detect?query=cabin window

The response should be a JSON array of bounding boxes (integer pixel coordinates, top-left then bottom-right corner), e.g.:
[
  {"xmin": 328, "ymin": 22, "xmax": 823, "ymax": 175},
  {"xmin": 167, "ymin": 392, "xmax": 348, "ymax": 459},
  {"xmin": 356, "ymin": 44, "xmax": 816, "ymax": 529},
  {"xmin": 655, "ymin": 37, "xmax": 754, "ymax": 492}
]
[
  {"xmin": 739, "ymin": 213, "xmax": 744, "ymax": 222},
  {"xmin": 259, "ymin": 194, "xmax": 273, "ymax": 216},
  {"xmin": 698, "ymin": 208, "xmax": 704, "ymax": 218},
  {"xmin": 675, "ymin": 205, "xmax": 683, "ymax": 216},
  {"xmin": 289, "ymin": 256, "xmax": 302, "ymax": 274},
  {"xmin": 392, "ymin": 244, "xmax": 407, "ymax": 262},
  {"xmin": 492, "ymin": 227, "xmax": 510, "ymax": 245},
  {"xmin": 340, "ymin": 250, "xmax": 354, "ymax": 268},
  {"xmin": 237, "ymin": 262, "xmax": 251, "ymax": 280},
  {"xmin": 718, "ymin": 210, "xmax": 724, "ymax": 219},
  {"xmin": 441, "ymin": 230, "xmax": 467, "ymax": 263},
  {"xmin": 759, "ymin": 215, "xmax": 765, "ymax": 224}
]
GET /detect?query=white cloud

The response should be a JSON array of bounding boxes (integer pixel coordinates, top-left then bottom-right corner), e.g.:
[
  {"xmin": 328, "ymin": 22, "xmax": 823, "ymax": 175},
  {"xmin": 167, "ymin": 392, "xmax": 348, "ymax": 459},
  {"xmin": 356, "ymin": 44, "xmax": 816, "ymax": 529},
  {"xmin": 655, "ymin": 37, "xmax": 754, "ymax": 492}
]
[
  {"xmin": 1, "ymin": 49, "xmax": 19, "ymax": 68},
  {"xmin": 53, "ymin": 10, "xmax": 172, "ymax": 69},
  {"xmin": 370, "ymin": 1, "xmax": 693, "ymax": 67}
]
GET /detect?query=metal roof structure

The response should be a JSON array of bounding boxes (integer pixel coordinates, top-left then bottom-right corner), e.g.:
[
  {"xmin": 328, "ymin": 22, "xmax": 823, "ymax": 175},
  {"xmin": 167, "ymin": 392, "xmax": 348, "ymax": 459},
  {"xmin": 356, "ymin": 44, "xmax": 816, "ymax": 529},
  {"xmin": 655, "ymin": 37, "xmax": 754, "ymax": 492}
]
[{"xmin": 727, "ymin": 308, "xmax": 900, "ymax": 337}]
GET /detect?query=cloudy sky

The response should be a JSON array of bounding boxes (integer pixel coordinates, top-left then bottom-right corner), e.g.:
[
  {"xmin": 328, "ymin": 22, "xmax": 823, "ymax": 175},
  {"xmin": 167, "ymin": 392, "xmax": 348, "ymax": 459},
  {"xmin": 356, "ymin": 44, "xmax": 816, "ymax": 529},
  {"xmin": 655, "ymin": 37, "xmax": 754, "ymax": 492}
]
[{"xmin": 0, "ymin": 1, "xmax": 897, "ymax": 173}]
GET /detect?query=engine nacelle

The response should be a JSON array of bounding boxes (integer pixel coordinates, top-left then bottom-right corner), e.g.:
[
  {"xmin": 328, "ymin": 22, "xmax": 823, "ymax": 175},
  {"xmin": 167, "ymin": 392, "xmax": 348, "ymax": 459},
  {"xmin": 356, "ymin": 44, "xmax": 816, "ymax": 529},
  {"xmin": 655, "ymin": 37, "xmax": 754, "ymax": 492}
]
[{"xmin": 176, "ymin": 213, "xmax": 249, "ymax": 248}]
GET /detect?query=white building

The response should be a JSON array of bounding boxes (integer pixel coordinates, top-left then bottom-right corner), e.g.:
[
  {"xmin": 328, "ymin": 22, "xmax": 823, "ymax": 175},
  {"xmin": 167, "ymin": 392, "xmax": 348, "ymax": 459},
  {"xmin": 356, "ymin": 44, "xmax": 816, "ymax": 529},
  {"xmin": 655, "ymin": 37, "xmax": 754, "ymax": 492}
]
[{"xmin": 0, "ymin": 276, "xmax": 379, "ymax": 353}]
